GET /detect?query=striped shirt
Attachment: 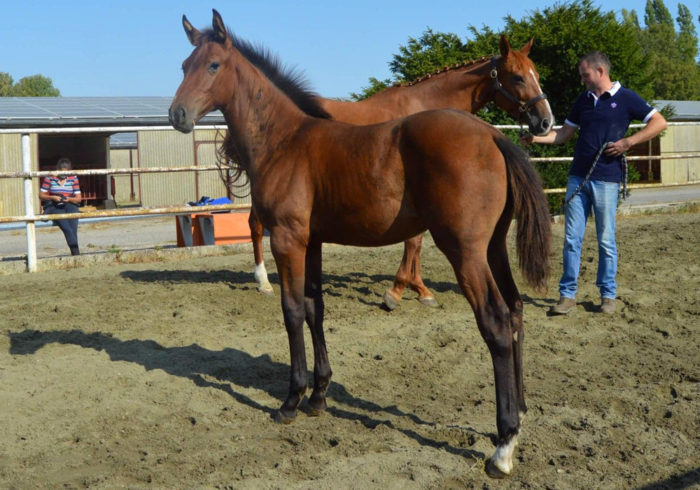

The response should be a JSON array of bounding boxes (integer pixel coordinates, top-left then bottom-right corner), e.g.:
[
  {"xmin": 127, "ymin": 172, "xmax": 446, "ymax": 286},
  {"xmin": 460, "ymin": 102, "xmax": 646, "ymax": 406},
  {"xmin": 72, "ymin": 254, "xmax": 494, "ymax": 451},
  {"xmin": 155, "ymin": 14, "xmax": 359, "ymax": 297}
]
[{"xmin": 41, "ymin": 175, "xmax": 81, "ymax": 200}]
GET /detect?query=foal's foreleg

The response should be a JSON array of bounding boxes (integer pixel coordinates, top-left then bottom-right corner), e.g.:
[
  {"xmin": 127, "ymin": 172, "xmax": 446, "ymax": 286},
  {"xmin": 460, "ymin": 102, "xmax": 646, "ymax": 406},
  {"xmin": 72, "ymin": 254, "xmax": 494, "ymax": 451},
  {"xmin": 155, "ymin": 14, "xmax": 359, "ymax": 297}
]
[
  {"xmin": 303, "ymin": 240, "xmax": 332, "ymax": 415},
  {"xmin": 249, "ymin": 207, "xmax": 274, "ymax": 295},
  {"xmin": 271, "ymin": 238, "xmax": 308, "ymax": 423},
  {"xmin": 384, "ymin": 234, "xmax": 437, "ymax": 310}
]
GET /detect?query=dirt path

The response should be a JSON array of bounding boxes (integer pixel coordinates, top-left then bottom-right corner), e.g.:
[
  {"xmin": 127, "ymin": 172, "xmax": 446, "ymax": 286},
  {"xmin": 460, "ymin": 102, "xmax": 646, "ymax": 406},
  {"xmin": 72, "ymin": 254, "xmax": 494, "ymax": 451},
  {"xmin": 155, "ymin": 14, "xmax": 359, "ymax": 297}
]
[{"xmin": 1, "ymin": 210, "xmax": 698, "ymax": 488}]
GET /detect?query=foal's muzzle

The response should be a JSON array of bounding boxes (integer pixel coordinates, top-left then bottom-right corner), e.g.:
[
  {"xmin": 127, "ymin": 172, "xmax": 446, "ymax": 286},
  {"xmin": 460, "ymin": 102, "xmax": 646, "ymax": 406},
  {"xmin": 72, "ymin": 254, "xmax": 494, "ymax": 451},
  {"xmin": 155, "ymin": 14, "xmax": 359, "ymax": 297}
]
[{"xmin": 169, "ymin": 105, "xmax": 194, "ymax": 133}]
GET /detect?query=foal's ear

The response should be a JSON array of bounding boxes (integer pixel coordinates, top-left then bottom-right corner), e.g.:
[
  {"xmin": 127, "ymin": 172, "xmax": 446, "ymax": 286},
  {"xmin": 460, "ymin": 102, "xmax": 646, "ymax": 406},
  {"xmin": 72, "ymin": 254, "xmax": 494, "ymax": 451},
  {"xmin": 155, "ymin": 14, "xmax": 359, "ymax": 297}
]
[
  {"xmin": 499, "ymin": 35, "xmax": 512, "ymax": 58},
  {"xmin": 212, "ymin": 9, "xmax": 228, "ymax": 44},
  {"xmin": 520, "ymin": 37, "xmax": 534, "ymax": 57},
  {"xmin": 182, "ymin": 15, "xmax": 201, "ymax": 46}
]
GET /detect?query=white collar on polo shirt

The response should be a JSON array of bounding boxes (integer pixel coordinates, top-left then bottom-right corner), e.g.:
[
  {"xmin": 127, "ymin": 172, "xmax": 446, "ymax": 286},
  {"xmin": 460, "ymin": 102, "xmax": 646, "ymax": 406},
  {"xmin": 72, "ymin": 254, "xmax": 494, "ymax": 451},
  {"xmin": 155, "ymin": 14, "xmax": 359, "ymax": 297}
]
[{"xmin": 588, "ymin": 81, "xmax": 621, "ymax": 106}]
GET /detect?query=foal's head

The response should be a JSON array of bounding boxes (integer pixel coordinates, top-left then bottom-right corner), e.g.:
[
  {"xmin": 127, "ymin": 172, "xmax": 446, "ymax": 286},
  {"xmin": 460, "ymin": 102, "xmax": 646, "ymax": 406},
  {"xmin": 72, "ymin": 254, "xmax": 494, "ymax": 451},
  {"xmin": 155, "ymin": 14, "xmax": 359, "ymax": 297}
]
[
  {"xmin": 170, "ymin": 10, "xmax": 329, "ymax": 133},
  {"xmin": 492, "ymin": 36, "xmax": 554, "ymax": 136},
  {"xmin": 169, "ymin": 10, "xmax": 234, "ymax": 133}
]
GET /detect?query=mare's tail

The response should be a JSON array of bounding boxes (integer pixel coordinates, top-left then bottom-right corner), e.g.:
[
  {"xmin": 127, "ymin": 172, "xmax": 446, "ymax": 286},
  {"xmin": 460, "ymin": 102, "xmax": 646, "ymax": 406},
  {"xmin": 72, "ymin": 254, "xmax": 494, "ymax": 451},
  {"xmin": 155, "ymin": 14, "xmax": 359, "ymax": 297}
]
[{"xmin": 494, "ymin": 135, "xmax": 551, "ymax": 291}]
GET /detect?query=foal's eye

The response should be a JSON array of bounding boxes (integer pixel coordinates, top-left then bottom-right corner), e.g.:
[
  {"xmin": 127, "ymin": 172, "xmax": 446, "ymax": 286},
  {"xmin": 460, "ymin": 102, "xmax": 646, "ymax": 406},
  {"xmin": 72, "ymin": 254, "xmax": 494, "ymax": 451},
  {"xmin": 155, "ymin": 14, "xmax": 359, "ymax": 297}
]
[{"xmin": 208, "ymin": 62, "xmax": 220, "ymax": 74}]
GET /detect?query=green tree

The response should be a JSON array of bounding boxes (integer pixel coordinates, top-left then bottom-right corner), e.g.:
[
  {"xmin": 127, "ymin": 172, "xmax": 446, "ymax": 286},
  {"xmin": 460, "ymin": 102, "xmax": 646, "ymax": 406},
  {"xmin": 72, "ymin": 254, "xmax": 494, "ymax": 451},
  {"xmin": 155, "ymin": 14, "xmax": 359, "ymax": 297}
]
[
  {"xmin": 0, "ymin": 72, "xmax": 60, "ymax": 96},
  {"xmin": 354, "ymin": 0, "xmax": 655, "ymax": 122},
  {"xmin": 388, "ymin": 29, "xmax": 468, "ymax": 82},
  {"xmin": 0, "ymin": 72, "xmax": 14, "ymax": 96},
  {"xmin": 630, "ymin": 0, "xmax": 700, "ymax": 99},
  {"xmin": 675, "ymin": 3, "xmax": 700, "ymax": 97},
  {"xmin": 349, "ymin": 77, "xmax": 391, "ymax": 100},
  {"xmin": 351, "ymin": 29, "xmax": 472, "ymax": 100}
]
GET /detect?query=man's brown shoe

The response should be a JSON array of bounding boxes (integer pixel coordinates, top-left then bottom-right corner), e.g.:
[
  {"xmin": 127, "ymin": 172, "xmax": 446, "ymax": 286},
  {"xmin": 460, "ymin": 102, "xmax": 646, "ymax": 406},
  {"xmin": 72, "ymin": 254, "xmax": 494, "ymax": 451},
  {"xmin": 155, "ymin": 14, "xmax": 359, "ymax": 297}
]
[
  {"xmin": 600, "ymin": 298, "xmax": 616, "ymax": 314},
  {"xmin": 549, "ymin": 297, "xmax": 576, "ymax": 315}
]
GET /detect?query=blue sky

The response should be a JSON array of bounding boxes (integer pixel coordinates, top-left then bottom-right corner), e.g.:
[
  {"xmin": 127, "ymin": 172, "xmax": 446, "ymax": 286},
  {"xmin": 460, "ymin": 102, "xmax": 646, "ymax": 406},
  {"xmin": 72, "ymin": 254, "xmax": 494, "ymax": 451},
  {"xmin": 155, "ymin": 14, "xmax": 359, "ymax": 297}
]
[{"xmin": 2, "ymin": 1, "xmax": 698, "ymax": 99}]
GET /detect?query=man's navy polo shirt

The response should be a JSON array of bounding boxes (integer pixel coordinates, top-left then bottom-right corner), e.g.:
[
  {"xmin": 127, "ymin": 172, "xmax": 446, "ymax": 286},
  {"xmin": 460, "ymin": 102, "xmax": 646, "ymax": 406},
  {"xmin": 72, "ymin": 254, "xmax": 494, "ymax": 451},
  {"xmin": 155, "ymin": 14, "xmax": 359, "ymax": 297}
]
[{"xmin": 565, "ymin": 82, "xmax": 656, "ymax": 183}]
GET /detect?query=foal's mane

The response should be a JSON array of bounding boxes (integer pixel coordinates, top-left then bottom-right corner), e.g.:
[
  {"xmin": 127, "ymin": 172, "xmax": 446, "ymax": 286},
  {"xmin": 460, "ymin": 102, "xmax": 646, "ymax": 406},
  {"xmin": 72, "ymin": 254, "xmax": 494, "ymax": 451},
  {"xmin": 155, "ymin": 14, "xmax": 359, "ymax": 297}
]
[
  {"xmin": 203, "ymin": 28, "xmax": 331, "ymax": 193},
  {"xmin": 201, "ymin": 28, "xmax": 331, "ymax": 119}
]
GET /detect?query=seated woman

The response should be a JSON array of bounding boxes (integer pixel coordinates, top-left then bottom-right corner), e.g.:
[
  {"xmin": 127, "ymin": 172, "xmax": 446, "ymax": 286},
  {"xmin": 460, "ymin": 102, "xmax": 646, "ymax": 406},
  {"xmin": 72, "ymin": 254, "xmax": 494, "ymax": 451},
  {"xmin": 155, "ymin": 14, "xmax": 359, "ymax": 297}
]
[{"xmin": 40, "ymin": 157, "xmax": 82, "ymax": 256}]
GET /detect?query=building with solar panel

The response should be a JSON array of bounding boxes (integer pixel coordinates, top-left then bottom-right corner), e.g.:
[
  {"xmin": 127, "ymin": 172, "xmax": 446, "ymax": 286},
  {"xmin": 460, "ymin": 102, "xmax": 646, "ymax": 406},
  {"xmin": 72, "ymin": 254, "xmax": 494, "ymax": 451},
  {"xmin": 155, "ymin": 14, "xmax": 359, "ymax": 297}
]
[{"xmin": 0, "ymin": 97, "xmax": 252, "ymax": 218}]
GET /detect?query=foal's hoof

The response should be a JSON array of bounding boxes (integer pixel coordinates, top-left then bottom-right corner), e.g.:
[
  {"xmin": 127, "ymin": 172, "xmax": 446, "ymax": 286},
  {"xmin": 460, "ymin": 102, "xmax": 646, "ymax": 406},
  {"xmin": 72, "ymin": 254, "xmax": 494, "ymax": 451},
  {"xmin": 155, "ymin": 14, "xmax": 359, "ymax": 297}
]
[
  {"xmin": 305, "ymin": 406, "xmax": 326, "ymax": 417},
  {"xmin": 383, "ymin": 291, "xmax": 401, "ymax": 311},
  {"xmin": 485, "ymin": 457, "xmax": 511, "ymax": 479},
  {"xmin": 418, "ymin": 296, "xmax": 439, "ymax": 308},
  {"xmin": 273, "ymin": 409, "xmax": 297, "ymax": 424},
  {"xmin": 306, "ymin": 397, "xmax": 327, "ymax": 417},
  {"xmin": 257, "ymin": 284, "xmax": 275, "ymax": 296}
]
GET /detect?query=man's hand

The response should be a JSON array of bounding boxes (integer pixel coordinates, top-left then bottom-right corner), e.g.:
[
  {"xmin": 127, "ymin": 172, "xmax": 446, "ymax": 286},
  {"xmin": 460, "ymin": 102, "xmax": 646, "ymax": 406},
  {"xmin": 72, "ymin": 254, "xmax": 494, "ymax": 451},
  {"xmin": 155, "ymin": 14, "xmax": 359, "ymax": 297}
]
[
  {"xmin": 604, "ymin": 139, "xmax": 631, "ymax": 157},
  {"xmin": 519, "ymin": 133, "xmax": 534, "ymax": 146}
]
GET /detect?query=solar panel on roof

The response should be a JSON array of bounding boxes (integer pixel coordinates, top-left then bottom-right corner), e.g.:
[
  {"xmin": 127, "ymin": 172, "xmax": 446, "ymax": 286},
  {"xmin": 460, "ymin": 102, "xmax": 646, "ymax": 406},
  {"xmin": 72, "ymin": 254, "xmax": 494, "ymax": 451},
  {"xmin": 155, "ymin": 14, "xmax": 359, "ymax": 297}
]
[
  {"xmin": 109, "ymin": 132, "xmax": 138, "ymax": 148},
  {"xmin": 0, "ymin": 96, "xmax": 226, "ymax": 128}
]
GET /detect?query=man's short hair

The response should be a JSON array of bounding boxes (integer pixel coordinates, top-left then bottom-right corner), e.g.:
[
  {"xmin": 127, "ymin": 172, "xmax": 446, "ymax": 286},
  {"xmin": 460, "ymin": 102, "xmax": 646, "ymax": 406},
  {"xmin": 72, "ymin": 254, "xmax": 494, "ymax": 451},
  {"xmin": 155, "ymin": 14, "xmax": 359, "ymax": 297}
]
[{"xmin": 579, "ymin": 51, "xmax": 611, "ymax": 74}]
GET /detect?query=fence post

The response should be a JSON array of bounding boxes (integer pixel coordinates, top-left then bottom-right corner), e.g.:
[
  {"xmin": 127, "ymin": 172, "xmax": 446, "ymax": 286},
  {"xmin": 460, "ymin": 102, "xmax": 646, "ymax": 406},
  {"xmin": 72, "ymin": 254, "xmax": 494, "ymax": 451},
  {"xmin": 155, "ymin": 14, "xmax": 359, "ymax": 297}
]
[{"xmin": 22, "ymin": 133, "xmax": 37, "ymax": 272}]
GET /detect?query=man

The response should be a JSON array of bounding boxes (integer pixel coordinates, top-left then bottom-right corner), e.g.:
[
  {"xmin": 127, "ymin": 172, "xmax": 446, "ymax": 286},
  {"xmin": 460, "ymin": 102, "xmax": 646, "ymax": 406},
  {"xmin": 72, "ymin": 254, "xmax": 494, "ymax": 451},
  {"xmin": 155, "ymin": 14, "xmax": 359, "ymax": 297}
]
[{"xmin": 521, "ymin": 51, "xmax": 667, "ymax": 315}]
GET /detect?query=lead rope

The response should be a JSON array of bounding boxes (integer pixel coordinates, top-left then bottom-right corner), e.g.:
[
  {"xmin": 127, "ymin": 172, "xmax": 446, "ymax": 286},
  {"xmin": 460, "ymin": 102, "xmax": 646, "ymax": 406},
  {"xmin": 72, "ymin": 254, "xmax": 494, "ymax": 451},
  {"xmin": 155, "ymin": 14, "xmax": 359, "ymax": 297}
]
[{"xmin": 558, "ymin": 142, "xmax": 630, "ymax": 215}]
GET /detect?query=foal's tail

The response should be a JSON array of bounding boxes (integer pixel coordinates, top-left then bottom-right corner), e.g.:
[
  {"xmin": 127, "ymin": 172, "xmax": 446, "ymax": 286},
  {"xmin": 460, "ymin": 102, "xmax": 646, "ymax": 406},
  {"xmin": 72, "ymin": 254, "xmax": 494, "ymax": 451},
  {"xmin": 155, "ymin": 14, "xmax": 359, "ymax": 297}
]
[{"xmin": 494, "ymin": 135, "xmax": 551, "ymax": 291}]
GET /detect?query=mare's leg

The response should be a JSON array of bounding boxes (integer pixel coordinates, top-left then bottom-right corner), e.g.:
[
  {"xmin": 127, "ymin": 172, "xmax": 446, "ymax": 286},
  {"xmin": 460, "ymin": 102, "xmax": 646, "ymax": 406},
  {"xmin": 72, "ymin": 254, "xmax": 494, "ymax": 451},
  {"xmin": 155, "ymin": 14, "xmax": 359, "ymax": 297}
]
[
  {"xmin": 270, "ymin": 231, "xmax": 308, "ymax": 423},
  {"xmin": 384, "ymin": 234, "xmax": 437, "ymax": 310},
  {"xmin": 434, "ymin": 234, "xmax": 519, "ymax": 478},
  {"xmin": 303, "ymin": 240, "xmax": 332, "ymax": 415},
  {"xmin": 250, "ymin": 206, "xmax": 274, "ymax": 295},
  {"xmin": 407, "ymin": 235, "xmax": 438, "ymax": 307}
]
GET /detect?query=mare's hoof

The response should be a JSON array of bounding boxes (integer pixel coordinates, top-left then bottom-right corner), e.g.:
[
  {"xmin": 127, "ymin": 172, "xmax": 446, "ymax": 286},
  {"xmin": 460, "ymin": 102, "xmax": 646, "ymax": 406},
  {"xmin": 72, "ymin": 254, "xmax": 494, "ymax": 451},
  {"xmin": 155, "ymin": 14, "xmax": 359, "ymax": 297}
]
[
  {"xmin": 383, "ymin": 291, "xmax": 401, "ymax": 311},
  {"xmin": 485, "ymin": 458, "xmax": 510, "ymax": 479},
  {"xmin": 258, "ymin": 285, "xmax": 275, "ymax": 296},
  {"xmin": 418, "ymin": 296, "xmax": 439, "ymax": 308},
  {"xmin": 273, "ymin": 410, "xmax": 297, "ymax": 424}
]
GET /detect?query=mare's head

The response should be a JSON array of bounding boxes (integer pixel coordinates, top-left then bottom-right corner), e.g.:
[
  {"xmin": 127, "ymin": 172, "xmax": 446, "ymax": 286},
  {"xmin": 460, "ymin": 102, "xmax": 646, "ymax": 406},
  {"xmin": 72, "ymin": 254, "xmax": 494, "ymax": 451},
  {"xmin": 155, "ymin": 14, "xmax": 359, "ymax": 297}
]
[{"xmin": 491, "ymin": 36, "xmax": 554, "ymax": 136}]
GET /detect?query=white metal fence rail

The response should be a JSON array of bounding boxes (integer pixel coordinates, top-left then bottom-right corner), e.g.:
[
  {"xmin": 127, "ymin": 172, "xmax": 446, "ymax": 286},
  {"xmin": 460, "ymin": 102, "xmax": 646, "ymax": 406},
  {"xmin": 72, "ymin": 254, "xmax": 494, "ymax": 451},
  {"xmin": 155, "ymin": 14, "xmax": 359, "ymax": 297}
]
[{"xmin": 1, "ymin": 123, "xmax": 698, "ymax": 272}]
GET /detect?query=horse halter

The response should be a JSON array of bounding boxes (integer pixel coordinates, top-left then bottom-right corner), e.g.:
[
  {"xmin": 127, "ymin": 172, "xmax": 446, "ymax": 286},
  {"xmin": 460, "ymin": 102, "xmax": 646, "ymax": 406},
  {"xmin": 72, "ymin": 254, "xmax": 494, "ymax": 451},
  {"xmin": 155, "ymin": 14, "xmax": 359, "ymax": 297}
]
[{"xmin": 490, "ymin": 57, "xmax": 547, "ymax": 115}]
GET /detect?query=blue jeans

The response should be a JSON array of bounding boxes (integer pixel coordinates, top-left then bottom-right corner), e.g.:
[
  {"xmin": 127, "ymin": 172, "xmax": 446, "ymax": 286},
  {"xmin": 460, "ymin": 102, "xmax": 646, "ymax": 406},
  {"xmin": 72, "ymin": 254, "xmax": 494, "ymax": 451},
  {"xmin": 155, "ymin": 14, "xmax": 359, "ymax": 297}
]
[
  {"xmin": 43, "ymin": 202, "xmax": 80, "ymax": 254},
  {"xmin": 560, "ymin": 176, "xmax": 619, "ymax": 300}
]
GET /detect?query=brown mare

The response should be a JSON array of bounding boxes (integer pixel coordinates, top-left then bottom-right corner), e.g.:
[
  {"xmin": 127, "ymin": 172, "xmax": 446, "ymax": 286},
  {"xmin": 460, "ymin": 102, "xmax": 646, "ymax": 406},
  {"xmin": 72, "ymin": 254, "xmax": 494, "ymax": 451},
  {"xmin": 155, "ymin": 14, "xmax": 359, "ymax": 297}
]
[
  {"xmin": 240, "ymin": 36, "xmax": 554, "ymax": 311},
  {"xmin": 170, "ymin": 10, "xmax": 552, "ymax": 478}
]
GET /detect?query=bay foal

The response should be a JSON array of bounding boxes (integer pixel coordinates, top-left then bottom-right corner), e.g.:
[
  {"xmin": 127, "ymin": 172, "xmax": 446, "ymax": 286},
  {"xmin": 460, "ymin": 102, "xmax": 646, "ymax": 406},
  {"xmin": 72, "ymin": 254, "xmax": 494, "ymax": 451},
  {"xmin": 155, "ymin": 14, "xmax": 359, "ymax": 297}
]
[{"xmin": 170, "ymin": 10, "xmax": 551, "ymax": 477}]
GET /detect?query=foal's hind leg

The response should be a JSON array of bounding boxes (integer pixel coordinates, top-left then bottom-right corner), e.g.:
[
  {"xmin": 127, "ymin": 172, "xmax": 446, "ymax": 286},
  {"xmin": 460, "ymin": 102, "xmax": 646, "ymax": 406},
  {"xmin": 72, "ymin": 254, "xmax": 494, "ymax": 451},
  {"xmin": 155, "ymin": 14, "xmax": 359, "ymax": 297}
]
[
  {"xmin": 488, "ymin": 239, "xmax": 527, "ymax": 417},
  {"xmin": 436, "ymin": 238, "xmax": 520, "ymax": 477},
  {"xmin": 250, "ymin": 207, "xmax": 274, "ymax": 295},
  {"xmin": 303, "ymin": 240, "xmax": 332, "ymax": 415},
  {"xmin": 384, "ymin": 234, "xmax": 437, "ymax": 310}
]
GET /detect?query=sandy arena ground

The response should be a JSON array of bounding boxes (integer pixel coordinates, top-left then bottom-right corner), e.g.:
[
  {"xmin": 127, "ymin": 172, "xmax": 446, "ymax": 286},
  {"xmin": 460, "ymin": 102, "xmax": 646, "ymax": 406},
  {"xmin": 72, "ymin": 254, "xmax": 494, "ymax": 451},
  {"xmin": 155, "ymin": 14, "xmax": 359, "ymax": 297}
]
[{"xmin": 1, "ymin": 209, "xmax": 698, "ymax": 489}]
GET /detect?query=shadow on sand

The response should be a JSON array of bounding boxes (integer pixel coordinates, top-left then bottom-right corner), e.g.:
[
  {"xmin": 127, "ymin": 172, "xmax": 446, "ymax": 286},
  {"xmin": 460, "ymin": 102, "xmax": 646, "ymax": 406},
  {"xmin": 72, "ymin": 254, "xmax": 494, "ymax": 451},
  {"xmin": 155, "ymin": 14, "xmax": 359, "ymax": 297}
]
[{"xmin": 9, "ymin": 328, "xmax": 486, "ymax": 461}]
